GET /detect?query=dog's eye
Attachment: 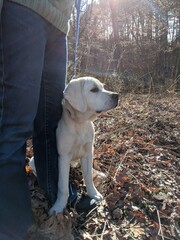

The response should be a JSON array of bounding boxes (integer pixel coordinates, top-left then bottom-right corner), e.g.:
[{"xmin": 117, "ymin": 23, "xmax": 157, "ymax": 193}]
[{"xmin": 90, "ymin": 87, "xmax": 99, "ymax": 93}]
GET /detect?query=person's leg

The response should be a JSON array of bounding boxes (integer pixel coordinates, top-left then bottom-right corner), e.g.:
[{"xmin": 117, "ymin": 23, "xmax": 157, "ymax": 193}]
[
  {"xmin": 0, "ymin": 2, "xmax": 47, "ymax": 238},
  {"xmin": 33, "ymin": 25, "xmax": 67, "ymax": 204}
]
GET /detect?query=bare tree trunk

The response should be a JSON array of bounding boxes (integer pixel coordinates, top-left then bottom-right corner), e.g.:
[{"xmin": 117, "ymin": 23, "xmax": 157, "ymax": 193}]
[{"xmin": 108, "ymin": 0, "xmax": 119, "ymax": 42}]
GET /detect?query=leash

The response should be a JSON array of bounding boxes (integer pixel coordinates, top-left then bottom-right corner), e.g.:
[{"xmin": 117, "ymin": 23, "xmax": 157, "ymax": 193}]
[{"xmin": 73, "ymin": 0, "xmax": 89, "ymax": 79}]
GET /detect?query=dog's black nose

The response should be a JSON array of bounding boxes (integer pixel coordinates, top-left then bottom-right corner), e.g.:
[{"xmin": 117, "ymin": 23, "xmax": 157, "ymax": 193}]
[
  {"xmin": 112, "ymin": 93, "xmax": 119, "ymax": 102},
  {"xmin": 111, "ymin": 93, "xmax": 119, "ymax": 107}
]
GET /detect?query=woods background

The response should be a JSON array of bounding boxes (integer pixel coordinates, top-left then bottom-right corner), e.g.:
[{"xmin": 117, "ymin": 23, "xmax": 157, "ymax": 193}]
[
  {"xmin": 27, "ymin": 1, "xmax": 180, "ymax": 238},
  {"xmin": 68, "ymin": 0, "xmax": 180, "ymax": 93}
]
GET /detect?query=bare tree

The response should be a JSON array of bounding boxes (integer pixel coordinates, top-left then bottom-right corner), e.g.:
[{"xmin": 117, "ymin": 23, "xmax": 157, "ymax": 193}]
[{"xmin": 68, "ymin": 0, "xmax": 180, "ymax": 92}]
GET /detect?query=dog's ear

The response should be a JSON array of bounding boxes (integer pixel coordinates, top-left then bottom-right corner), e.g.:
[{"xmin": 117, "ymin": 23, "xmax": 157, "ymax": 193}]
[{"xmin": 64, "ymin": 80, "xmax": 87, "ymax": 112}]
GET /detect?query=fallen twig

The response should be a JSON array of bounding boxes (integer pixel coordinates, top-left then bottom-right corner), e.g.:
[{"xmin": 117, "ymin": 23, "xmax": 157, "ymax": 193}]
[
  {"xmin": 100, "ymin": 220, "xmax": 107, "ymax": 240},
  {"xmin": 157, "ymin": 208, "xmax": 165, "ymax": 240}
]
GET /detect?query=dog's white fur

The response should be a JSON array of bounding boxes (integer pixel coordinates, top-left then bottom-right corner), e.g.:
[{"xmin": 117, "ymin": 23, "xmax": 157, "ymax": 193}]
[
  {"xmin": 29, "ymin": 77, "xmax": 118, "ymax": 214},
  {"xmin": 48, "ymin": 77, "xmax": 118, "ymax": 214}
]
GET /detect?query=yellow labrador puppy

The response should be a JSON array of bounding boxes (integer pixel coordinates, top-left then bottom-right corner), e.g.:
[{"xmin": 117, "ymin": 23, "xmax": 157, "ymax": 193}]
[{"xmin": 49, "ymin": 76, "xmax": 119, "ymax": 215}]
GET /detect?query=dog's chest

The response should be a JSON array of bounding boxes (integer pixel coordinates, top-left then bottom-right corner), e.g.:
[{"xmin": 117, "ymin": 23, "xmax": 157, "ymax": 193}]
[
  {"xmin": 71, "ymin": 133, "xmax": 92, "ymax": 160},
  {"xmin": 57, "ymin": 117, "xmax": 94, "ymax": 161},
  {"xmin": 72, "ymin": 143, "xmax": 86, "ymax": 160}
]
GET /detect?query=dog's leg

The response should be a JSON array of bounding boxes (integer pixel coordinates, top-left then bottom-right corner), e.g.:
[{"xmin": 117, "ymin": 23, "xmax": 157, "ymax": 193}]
[
  {"xmin": 81, "ymin": 144, "xmax": 103, "ymax": 201},
  {"xmin": 49, "ymin": 155, "xmax": 70, "ymax": 215}
]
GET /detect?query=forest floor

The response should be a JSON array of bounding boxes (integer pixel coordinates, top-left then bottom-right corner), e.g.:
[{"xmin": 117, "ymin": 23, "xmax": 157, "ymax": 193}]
[{"xmin": 26, "ymin": 93, "xmax": 180, "ymax": 240}]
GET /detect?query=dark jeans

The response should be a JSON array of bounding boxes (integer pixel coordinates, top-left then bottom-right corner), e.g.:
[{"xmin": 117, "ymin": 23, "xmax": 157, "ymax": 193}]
[{"xmin": 0, "ymin": 1, "xmax": 67, "ymax": 239}]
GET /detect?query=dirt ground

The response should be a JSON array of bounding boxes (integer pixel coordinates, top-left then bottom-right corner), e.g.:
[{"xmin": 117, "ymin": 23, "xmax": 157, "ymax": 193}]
[{"xmin": 26, "ymin": 93, "xmax": 180, "ymax": 240}]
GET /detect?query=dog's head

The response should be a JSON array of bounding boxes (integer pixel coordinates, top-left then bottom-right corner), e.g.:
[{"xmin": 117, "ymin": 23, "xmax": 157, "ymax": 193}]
[{"xmin": 63, "ymin": 77, "xmax": 119, "ymax": 119}]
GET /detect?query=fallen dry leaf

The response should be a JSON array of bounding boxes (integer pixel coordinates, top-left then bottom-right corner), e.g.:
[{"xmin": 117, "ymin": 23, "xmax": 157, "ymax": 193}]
[{"xmin": 26, "ymin": 94, "xmax": 180, "ymax": 239}]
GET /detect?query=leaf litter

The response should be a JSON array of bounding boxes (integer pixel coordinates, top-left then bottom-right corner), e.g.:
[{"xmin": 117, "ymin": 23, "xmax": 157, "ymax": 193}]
[{"xmin": 26, "ymin": 94, "xmax": 180, "ymax": 239}]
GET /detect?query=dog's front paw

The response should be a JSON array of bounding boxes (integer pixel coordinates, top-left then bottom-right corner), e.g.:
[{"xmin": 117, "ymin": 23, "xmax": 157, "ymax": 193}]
[
  {"xmin": 48, "ymin": 201, "xmax": 66, "ymax": 216},
  {"xmin": 88, "ymin": 189, "xmax": 103, "ymax": 201},
  {"xmin": 93, "ymin": 191, "xmax": 103, "ymax": 201}
]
